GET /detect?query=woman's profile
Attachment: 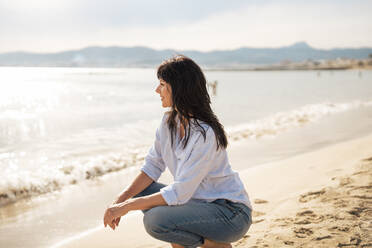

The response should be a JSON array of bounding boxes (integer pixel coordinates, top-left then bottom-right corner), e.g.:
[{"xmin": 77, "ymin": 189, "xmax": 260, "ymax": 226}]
[{"xmin": 103, "ymin": 55, "xmax": 252, "ymax": 248}]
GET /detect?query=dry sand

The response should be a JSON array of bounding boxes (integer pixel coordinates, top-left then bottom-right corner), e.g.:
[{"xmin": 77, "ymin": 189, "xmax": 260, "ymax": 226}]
[
  {"xmin": 56, "ymin": 133, "xmax": 372, "ymax": 248},
  {"xmin": 234, "ymin": 157, "xmax": 371, "ymax": 248}
]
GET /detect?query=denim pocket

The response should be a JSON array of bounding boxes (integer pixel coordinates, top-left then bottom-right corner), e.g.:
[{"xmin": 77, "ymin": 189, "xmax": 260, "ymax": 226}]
[
  {"xmin": 215, "ymin": 200, "xmax": 252, "ymax": 242},
  {"xmin": 225, "ymin": 201, "xmax": 252, "ymax": 225},
  {"xmin": 212, "ymin": 199, "xmax": 239, "ymax": 217}
]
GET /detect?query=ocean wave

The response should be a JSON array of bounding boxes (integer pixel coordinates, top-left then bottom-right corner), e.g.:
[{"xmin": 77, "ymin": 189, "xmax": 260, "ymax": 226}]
[
  {"xmin": 226, "ymin": 100, "xmax": 372, "ymax": 141},
  {"xmin": 1, "ymin": 99, "xmax": 371, "ymax": 206},
  {"xmin": 0, "ymin": 149, "xmax": 148, "ymax": 206}
]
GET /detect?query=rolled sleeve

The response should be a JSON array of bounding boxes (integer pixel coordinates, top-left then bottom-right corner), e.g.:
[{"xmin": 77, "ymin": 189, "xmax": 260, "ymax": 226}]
[
  {"xmin": 159, "ymin": 184, "xmax": 178, "ymax": 205},
  {"xmin": 160, "ymin": 127, "xmax": 217, "ymax": 205},
  {"xmin": 140, "ymin": 126, "xmax": 165, "ymax": 182}
]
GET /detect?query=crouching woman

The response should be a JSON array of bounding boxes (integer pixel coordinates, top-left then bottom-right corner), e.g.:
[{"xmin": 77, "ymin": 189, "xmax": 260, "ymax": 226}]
[{"xmin": 103, "ymin": 55, "xmax": 252, "ymax": 248}]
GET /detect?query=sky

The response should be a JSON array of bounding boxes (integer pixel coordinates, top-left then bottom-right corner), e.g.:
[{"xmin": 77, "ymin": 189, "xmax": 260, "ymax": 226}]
[{"xmin": 0, "ymin": 0, "xmax": 371, "ymax": 53}]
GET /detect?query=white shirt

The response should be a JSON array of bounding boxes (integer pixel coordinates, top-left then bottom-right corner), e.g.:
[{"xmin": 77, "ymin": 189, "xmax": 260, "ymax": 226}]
[{"xmin": 141, "ymin": 112, "xmax": 252, "ymax": 210}]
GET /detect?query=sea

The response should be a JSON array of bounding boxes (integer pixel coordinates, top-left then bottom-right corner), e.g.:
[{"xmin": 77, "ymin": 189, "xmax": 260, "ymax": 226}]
[{"xmin": 0, "ymin": 67, "xmax": 372, "ymax": 247}]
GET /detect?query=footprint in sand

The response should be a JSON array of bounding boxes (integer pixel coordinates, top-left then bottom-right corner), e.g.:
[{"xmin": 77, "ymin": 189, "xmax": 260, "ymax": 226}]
[
  {"xmin": 338, "ymin": 236, "xmax": 362, "ymax": 247},
  {"xmin": 298, "ymin": 189, "xmax": 326, "ymax": 203},
  {"xmin": 254, "ymin": 199, "xmax": 268, "ymax": 204},
  {"xmin": 293, "ymin": 227, "xmax": 313, "ymax": 238},
  {"xmin": 294, "ymin": 209, "xmax": 324, "ymax": 224},
  {"xmin": 362, "ymin": 156, "xmax": 372, "ymax": 161},
  {"xmin": 294, "ymin": 219, "xmax": 311, "ymax": 225},
  {"xmin": 296, "ymin": 210, "xmax": 315, "ymax": 216},
  {"xmin": 328, "ymin": 226, "xmax": 350, "ymax": 232},
  {"xmin": 333, "ymin": 199, "xmax": 349, "ymax": 208},
  {"xmin": 347, "ymin": 207, "xmax": 368, "ymax": 217},
  {"xmin": 252, "ymin": 211, "xmax": 266, "ymax": 217},
  {"xmin": 346, "ymin": 185, "xmax": 372, "ymax": 197},
  {"xmin": 283, "ymin": 240, "xmax": 295, "ymax": 245},
  {"xmin": 339, "ymin": 177, "xmax": 354, "ymax": 186},
  {"xmin": 252, "ymin": 218, "xmax": 265, "ymax": 224},
  {"xmin": 252, "ymin": 211, "xmax": 266, "ymax": 224},
  {"xmin": 314, "ymin": 235, "xmax": 332, "ymax": 241}
]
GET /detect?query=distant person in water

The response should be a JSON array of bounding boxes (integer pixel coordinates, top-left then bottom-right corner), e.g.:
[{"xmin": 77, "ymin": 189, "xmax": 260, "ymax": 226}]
[
  {"xmin": 208, "ymin": 80, "xmax": 218, "ymax": 96},
  {"xmin": 103, "ymin": 55, "xmax": 252, "ymax": 248}
]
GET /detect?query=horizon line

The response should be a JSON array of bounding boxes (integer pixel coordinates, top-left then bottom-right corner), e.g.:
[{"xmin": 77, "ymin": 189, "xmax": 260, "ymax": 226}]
[{"xmin": 2, "ymin": 41, "xmax": 372, "ymax": 55}]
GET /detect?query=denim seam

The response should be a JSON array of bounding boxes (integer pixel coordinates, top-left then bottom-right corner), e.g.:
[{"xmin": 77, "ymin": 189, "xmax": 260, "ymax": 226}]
[{"xmin": 175, "ymin": 209, "xmax": 245, "ymax": 227}]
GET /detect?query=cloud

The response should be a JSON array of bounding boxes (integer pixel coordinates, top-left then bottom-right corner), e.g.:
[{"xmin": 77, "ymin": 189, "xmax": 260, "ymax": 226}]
[
  {"xmin": 77, "ymin": 1, "xmax": 372, "ymax": 51},
  {"xmin": 0, "ymin": 0, "xmax": 250, "ymax": 32},
  {"xmin": 0, "ymin": 0, "xmax": 371, "ymax": 52}
]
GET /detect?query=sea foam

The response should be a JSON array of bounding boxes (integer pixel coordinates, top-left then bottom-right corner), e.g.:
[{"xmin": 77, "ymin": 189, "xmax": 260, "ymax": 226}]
[{"xmin": 1, "ymin": 99, "xmax": 371, "ymax": 206}]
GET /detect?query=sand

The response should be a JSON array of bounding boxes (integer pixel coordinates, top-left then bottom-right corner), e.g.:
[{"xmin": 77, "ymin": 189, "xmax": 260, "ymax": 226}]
[
  {"xmin": 234, "ymin": 156, "xmax": 371, "ymax": 247},
  {"xmin": 55, "ymin": 133, "xmax": 372, "ymax": 248}
]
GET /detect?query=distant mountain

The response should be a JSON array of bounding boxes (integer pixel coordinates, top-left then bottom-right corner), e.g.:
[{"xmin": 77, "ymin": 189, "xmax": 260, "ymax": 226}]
[{"xmin": 0, "ymin": 42, "xmax": 371, "ymax": 68}]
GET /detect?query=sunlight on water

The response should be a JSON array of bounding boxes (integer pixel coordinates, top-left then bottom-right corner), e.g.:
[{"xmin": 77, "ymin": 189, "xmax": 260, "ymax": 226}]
[
  {"xmin": 1, "ymin": 67, "xmax": 372, "ymax": 207},
  {"xmin": 0, "ymin": 67, "xmax": 68, "ymax": 111},
  {"xmin": 0, "ymin": 68, "xmax": 65, "ymax": 146}
]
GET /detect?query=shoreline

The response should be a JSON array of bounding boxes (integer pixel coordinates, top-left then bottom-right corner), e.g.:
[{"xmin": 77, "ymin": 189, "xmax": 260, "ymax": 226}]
[
  {"xmin": 53, "ymin": 132, "xmax": 372, "ymax": 248},
  {"xmin": 4, "ymin": 103, "xmax": 371, "ymax": 210},
  {"xmin": 204, "ymin": 67, "xmax": 372, "ymax": 72},
  {"xmin": 1, "ymin": 65, "xmax": 372, "ymax": 71},
  {"xmin": 203, "ymin": 65, "xmax": 372, "ymax": 71}
]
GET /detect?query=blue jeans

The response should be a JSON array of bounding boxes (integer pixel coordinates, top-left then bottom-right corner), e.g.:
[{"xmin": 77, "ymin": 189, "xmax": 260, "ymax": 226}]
[{"xmin": 133, "ymin": 182, "xmax": 252, "ymax": 248}]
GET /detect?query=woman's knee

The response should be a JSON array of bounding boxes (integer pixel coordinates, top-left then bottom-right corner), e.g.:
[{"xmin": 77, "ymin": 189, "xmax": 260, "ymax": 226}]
[{"xmin": 143, "ymin": 206, "xmax": 173, "ymax": 237}]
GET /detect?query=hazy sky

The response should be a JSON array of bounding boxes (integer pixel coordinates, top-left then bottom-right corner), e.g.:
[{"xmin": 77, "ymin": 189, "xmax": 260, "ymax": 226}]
[{"xmin": 0, "ymin": 0, "xmax": 371, "ymax": 53}]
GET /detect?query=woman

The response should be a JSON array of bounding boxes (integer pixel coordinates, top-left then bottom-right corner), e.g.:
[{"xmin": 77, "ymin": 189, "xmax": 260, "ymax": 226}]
[{"xmin": 103, "ymin": 55, "xmax": 252, "ymax": 248}]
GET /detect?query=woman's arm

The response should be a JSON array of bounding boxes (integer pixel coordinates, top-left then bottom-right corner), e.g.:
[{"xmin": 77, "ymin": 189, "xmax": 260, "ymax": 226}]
[
  {"xmin": 110, "ymin": 192, "xmax": 167, "ymax": 218},
  {"xmin": 105, "ymin": 115, "xmax": 167, "ymax": 229},
  {"xmin": 104, "ymin": 184, "xmax": 167, "ymax": 229},
  {"xmin": 104, "ymin": 171, "xmax": 154, "ymax": 230},
  {"xmin": 113, "ymin": 171, "xmax": 154, "ymax": 204}
]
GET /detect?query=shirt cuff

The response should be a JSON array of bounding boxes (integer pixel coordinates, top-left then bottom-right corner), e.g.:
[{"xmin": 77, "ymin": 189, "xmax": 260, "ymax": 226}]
[
  {"xmin": 140, "ymin": 166, "xmax": 160, "ymax": 182},
  {"xmin": 160, "ymin": 185, "xmax": 178, "ymax": 205}
]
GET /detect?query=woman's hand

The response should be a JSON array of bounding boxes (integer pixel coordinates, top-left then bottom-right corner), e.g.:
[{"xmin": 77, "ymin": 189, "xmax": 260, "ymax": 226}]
[
  {"xmin": 113, "ymin": 216, "xmax": 121, "ymax": 228},
  {"xmin": 103, "ymin": 207, "xmax": 116, "ymax": 230},
  {"xmin": 103, "ymin": 203, "xmax": 129, "ymax": 230},
  {"xmin": 111, "ymin": 200, "xmax": 123, "ymax": 229},
  {"xmin": 103, "ymin": 192, "xmax": 167, "ymax": 230}
]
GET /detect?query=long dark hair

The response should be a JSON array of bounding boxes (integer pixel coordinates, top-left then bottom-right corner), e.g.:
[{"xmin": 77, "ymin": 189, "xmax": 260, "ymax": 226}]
[{"xmin": 157, "ymin": 55, "xmax": 228, "ymax": 150}]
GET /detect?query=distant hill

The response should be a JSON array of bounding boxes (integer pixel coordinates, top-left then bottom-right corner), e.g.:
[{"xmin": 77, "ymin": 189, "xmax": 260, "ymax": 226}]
[{"xmin": 0, "ymin": 42, "xmax": 371, "ymax": 68}]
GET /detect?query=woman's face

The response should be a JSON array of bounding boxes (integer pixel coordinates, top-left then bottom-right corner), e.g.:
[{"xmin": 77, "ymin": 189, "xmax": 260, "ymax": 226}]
[{"xmin": 155, "ymin": 79, "xmax": 173, "ymax": 108}]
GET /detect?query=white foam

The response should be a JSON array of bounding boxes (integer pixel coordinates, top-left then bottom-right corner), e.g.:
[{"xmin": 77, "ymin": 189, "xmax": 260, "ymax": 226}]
[
  {"xmin": 1, "ymin": 99, "xmax": 371, "ymax": 205},
  {"xmin": 0, "ymin": 148, "xmax": 148, "ymax": 206},
  {"xmin": 226, "ymin": 99, "xmax": 372, "ymax": 141}
]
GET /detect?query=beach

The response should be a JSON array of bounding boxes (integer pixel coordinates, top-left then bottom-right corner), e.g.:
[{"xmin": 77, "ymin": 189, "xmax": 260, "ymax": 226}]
[
  {"xmin": 51, "ymin": 132, "xmax": 372, "ymax": 248},
  {"xmin": 233, "ymin": 134, "xmax": 372, "ymax": 247},
  {"xmin": 1, "ymin": 1, "xmax": 372, "ymax": 247},
  {"xmin": 1, "ymin": 68, "xmax": 372, "ymax": 248}
]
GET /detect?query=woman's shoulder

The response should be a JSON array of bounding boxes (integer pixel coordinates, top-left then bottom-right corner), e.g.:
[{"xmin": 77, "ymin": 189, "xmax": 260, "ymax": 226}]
[
  {"xmin": 160, "ymin": 112, "xmax": 213, "ymax": 138},
  {"xmin": 190, "ymin": 119, "xmax": 211, "ymax": 132},
  {"xmin": 155, "ymin": 112, "xmax": 170, "ymax": 137},
  {"xmin": 160, "ymin": 111, "xmax": 171, "ymax": 126},
  {"xmin": 190, "ymin": 120, "xmax": 217, "ymax": 147}
]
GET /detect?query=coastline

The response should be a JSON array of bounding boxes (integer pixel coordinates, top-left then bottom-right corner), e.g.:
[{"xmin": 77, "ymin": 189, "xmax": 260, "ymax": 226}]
[
  {"xmin": 203, "ymin": 65, "xmax": 372, "ymax": 71},
  {"xmin": 53, "ymin": 132, "xmax": 372, "ymax": 248}
]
